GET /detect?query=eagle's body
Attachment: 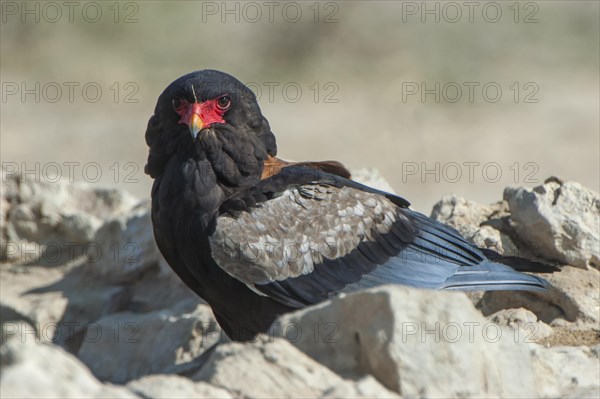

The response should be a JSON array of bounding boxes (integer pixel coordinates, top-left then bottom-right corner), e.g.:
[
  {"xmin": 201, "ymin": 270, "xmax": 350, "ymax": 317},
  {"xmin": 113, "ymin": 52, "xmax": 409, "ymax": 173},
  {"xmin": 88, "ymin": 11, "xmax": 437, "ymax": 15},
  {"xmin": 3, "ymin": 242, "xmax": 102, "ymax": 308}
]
[{"xmin": 145, "ymin": 70, "xmax": 550, "ymax": 341}]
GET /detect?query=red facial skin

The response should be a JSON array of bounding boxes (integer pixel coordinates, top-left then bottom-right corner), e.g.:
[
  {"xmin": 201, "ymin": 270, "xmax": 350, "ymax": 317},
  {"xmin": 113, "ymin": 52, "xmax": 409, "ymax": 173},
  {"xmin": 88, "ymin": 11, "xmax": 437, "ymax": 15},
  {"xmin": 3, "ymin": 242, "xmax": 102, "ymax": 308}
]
[{"xmin": 175, "ymin": 97, "xmax": 229, "ymax": 131}]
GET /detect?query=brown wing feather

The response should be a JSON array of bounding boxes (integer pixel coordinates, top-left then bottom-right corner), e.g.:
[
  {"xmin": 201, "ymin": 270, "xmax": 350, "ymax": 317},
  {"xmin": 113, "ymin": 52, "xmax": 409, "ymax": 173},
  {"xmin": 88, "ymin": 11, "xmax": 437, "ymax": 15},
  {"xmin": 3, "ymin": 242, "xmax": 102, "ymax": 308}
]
[{"xmin": 261, "ymin": 156, "xmax": 351, "ymax": 180}]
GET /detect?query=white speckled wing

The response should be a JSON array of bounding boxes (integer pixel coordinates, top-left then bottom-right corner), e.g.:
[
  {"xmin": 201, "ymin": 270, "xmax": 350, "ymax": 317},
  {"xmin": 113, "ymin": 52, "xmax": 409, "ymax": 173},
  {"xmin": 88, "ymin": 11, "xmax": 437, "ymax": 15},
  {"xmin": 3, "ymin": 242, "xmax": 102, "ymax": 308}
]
[{"xmin": 208, "ymin": 184, "xmax": 398, "ymax": 286}]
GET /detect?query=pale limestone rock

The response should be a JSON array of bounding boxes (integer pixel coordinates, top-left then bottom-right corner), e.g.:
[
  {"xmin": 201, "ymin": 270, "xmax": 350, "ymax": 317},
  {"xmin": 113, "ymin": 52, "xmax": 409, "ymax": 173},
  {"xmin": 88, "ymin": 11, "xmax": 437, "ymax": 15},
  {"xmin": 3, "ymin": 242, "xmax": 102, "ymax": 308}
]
[
  {"xmin": 530, "ymin": 345, "xmax": 600, "ymax": 398},
  {"xmin": 78, "ymin": 299, "xmax": 219, "ymax": 384},
  {"xmin": 2, "ymin": 171, "xmax": 598, "ymax": 399},
  {"xmin": 488, "ymin": 308, "xmax": 553, "ymax": 343},
  {"xmin": 504, "ymin": 178, "xmax": 600, "ymax": 269},
  {"xmin": 127, "ymin": 375, "xmax": 233, "ymax": 399},
  {"xmin": 0, "ymin": 339, "xmax": 137, "ymax": 398},
  {"xmin": 91, "ymin": 200, "xmax": 162, "ymax": 282},
  {"xmin": 272, "ymin": 285, "xmax": 540, "ymax": 398},
  {"xmin": 1, "ymin": 168, "xmax": 137, "ymax": 264},
  {"xmin": 481, "ymin": 266, "xmax": 600, "ymax": 330},
  {"xmin": 430, "ymin": 195, "xmax": 523, "ymax": 256},
  {"xmin": 273, "ymin": 285, "xmax": 599, "ymax": 398},
  {"xmin": 0, "ymin": 264, "xmax": 130, "ymax": 351},
  {"xmin": 193, "ymin": 336, "xmax": 398, "ymax": 399},
  {"xmin": 351, "ymin": 168, "xmax": 397, "ymax": 194}
]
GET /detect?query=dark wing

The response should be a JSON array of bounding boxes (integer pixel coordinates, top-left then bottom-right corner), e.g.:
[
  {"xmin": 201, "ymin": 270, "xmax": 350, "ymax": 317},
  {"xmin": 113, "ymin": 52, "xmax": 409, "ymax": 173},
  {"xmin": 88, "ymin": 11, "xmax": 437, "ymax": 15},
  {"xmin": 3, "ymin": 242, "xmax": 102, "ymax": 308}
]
[{"xmin": 209, "ymin": 167, "xmax": 550, "ymax": 308}]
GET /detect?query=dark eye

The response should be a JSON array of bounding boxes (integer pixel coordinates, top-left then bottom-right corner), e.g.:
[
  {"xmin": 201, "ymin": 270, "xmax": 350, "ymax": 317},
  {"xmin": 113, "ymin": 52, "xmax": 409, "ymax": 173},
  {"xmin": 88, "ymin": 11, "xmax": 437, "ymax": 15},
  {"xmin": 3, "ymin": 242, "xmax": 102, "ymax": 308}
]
[
  {"xmin": 172, "ymin": 97, "xmax": 183, "ymax": 110},
  {"xmin": 216, "ymin": 95, "xmax": 231, "ymax": 111}
]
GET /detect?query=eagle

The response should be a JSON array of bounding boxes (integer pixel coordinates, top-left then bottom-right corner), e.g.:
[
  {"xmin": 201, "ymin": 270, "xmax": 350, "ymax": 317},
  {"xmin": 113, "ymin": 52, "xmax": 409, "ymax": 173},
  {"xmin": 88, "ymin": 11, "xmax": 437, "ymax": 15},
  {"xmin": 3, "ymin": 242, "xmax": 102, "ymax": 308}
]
[{"xmin": 145, "ymin": 70, "xmax": 550, "ymax": 341}]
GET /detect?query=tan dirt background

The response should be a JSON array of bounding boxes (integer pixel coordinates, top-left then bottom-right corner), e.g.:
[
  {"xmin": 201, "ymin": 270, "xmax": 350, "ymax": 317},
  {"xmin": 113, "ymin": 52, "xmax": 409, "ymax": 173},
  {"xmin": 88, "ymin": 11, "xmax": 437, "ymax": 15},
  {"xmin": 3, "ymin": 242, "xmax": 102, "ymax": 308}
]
[{"xmin": 2, "ymin": 1, "xmax": 598, "ymax": 213}]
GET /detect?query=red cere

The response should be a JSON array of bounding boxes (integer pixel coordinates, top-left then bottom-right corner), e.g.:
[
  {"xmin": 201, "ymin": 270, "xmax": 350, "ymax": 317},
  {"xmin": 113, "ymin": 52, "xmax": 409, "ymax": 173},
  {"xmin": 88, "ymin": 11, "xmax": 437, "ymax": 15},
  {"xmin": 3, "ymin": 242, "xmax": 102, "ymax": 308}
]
[{"xmin": 176, "ymin": 97, "xmax": 228, "ymax": 129}]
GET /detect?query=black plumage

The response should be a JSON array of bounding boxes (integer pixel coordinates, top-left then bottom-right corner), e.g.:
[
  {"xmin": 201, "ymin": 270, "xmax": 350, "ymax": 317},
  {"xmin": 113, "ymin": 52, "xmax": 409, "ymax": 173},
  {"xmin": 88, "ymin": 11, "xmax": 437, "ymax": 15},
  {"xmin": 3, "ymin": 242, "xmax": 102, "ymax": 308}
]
[{"xmin": 145, "ymin": 70, "xmax": 552, "ymax": 341}]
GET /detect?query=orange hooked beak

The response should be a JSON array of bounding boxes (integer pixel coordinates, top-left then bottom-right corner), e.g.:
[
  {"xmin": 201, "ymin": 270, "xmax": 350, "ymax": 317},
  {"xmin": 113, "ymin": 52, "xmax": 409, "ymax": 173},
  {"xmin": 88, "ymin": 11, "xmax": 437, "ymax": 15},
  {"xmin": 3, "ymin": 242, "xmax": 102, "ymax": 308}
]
[
  {"xmin": 177, "ymin": 99, "xmax": 227, "ymax": 140},
  {"xmin": 182, "ymin": 103, "xmax": 205, "ymax": 139}
]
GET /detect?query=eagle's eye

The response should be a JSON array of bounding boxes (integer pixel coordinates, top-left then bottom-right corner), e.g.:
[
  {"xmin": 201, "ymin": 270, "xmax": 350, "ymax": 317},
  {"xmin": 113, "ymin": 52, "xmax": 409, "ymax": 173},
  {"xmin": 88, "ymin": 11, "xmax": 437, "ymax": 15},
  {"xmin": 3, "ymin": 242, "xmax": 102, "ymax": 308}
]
[
  {"xmin": 216, "ymin": 95, "xmax": 231, "ymax": 111},
  {"xmin": 172, "ymin": 97, "xmax": 183, "ymax": 110}
]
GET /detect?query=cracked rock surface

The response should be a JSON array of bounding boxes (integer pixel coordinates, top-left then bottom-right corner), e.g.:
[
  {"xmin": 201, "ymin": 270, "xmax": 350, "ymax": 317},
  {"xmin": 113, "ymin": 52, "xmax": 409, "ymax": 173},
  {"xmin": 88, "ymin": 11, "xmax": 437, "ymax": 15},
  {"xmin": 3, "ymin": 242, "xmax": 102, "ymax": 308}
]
[{"xmin": 1, "ymin": 169, "xmax": 598, "ymax": 398}]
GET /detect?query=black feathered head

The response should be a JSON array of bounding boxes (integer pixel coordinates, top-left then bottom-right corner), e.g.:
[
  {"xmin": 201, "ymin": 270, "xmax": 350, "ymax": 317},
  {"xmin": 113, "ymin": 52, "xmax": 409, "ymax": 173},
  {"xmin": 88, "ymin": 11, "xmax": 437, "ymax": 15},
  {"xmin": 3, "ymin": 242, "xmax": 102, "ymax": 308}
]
[{"xmin": 144, "ymin": 70, "xmax": 277, "ymax": 186}]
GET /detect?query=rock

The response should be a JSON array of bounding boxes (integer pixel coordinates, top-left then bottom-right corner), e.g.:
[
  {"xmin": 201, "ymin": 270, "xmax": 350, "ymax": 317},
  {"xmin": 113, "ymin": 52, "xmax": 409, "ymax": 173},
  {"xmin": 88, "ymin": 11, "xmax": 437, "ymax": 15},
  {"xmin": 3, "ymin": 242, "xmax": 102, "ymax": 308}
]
[
  {"xmin": 0, "ymin": 264, "xmax": 131, "ymax": 352},
  {"xmin": 480, "ymin": 266, "xmax": 600, "ymax": 331},
  {"xmin": 0, "ymin": 266, "xmax": 69, "ymax": 343},
  {"xmin": 430, "ymin": 184, "xmax": 599, "ymax": 335},
  {"xmin": 538, "ymin": 328, "xmax": 600, "ymax": 349},
  {"xmin": 127, "ymin": 375, "xmax": 233, "ymax": 399},
  {"xmin": 431, "ymin": 195, "xmax": 501, "ymax": 239},
  {"xmin": 2, "ymin": 171, "xmax": 599, "ymax": 398},
  {"xmin": 351, "ymin": 168, "xmax": 397, "ymax": 194},
  {"xmin": 530, "ymin": 345, "xmax": 600, "ymax": 398},
  {"xmin": 430, "ymin": 195, "xmax": 521, "ymax": 256},
  {"xmin": 488, "ymin": 308, "xmax": 553, "ymax": 343},
  {"xmin": 272, "ymin": 285, "xmax": 541, "ymax": 398},
  {"xmin": 193, "ymin": 336, "xmax": 399, "ymax": 399},
  {"xmin": 91, "ymin": 200, "xmax": 162, "ymax": 282},
  {"xmin": 469, "ymin": 225, "xmax": 504, "ymax": 254},
  {"xmin": 591, "ymin": 344, "xmax": 600, "ymax": 358},
  {"xmin": 504, "ymin": 178, "xmax": 600, "ymax": 269},
  {"xmin": 1, "ymin": 169, "xmax": 138, "ymax": 265},
  {"xmin": 0, "ymin": 338, "xmax": 136, "ymax": 398},
  {"xmin": 272, "ymin": 285, "xmax": 600, "ymax": 397},
  {"xmin": 323, "ymin": 375, "xmax": 401, "ymax": 399},
  {"xmin": 127, "ymin": 263, "xmax": 201, "ymax": 313},
  {"xmin": 562, "ymin": 386, "xmax": 600, "ymax": 399},
  {"xmin": 78, "ymin": 299, "xmax": 220, "ymax": 384},
  {"xmin": 0, "ymin": 168, "xmax": 18, "ymax": 239}
]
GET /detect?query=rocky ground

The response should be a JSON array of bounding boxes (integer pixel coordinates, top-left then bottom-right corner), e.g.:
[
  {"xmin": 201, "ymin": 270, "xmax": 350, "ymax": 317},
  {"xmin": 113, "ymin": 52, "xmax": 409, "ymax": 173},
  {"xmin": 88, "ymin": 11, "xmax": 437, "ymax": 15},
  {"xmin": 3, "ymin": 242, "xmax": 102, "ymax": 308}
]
[{"xmin": 1, "ymin": 168, "xmax": 599, "ymax": 398}]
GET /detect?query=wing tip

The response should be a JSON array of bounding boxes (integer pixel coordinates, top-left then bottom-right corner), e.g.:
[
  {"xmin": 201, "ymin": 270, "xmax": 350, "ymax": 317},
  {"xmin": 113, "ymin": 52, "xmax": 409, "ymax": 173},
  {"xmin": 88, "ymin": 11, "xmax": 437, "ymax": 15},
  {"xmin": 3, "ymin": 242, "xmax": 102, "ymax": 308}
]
[{"xmin": 441, "ymin": 268, "xmax": 552, "ymax": 293}]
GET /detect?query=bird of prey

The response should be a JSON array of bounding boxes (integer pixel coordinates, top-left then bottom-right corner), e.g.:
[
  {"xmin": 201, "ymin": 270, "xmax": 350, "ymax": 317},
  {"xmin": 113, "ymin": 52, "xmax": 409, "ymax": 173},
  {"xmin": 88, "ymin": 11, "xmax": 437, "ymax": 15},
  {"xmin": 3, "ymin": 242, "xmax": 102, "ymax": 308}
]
[{"xmin": 145, "ymin": 70, "xmax": 551, "ymax": 341}]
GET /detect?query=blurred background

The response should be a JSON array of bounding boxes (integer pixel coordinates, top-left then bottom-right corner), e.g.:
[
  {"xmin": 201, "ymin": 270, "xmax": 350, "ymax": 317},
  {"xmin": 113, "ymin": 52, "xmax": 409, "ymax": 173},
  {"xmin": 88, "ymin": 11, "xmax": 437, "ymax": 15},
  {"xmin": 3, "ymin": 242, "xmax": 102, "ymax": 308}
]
[{"xmin": 2, "ymin": 0, "xmax": 598, "ymax": 213}]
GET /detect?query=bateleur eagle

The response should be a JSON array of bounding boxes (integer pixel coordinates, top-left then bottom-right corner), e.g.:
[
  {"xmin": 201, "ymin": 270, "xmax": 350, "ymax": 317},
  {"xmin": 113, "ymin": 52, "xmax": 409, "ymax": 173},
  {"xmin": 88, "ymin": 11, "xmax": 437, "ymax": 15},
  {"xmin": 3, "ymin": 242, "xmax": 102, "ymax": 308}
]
[{"xmin": 145, "ymin": 70, "xmax": 551, "ymax": 341}]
